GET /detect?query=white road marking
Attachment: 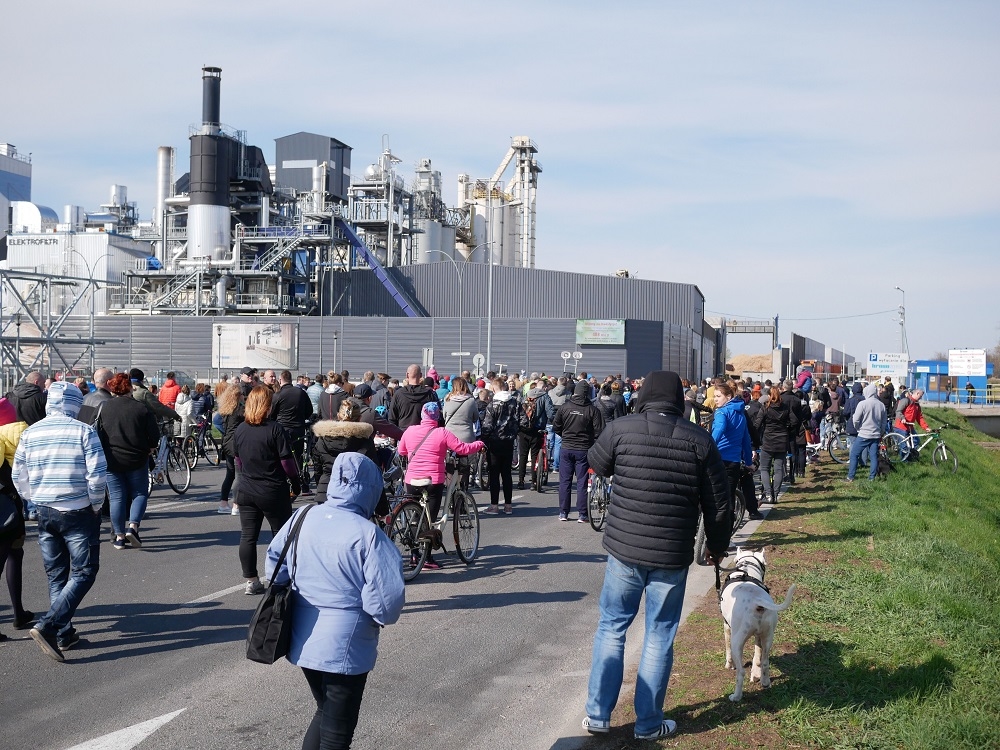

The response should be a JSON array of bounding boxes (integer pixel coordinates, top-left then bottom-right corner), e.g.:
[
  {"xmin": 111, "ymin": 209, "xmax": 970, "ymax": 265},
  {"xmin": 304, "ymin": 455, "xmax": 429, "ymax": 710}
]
[
  {"xmin": 63, "ymin": 708, "xmax": 186, "ymax": 750},
  {"xmin": 184, "ymin": 583, "xmax": 247, "ymax": 605}
]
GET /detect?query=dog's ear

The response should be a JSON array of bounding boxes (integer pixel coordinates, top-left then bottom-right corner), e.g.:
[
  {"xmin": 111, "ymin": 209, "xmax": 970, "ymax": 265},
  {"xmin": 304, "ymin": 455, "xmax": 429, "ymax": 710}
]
[{"xmin": 756, "ymin": 549, "xmax": 767, "ymax": 564}]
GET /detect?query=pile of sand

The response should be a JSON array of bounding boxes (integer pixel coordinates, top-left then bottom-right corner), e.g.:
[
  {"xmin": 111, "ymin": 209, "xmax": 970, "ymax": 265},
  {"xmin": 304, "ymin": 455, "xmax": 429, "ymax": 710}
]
[{"xmin": 727, "ymin": 353, "xmax": 774, "ymax": 376}]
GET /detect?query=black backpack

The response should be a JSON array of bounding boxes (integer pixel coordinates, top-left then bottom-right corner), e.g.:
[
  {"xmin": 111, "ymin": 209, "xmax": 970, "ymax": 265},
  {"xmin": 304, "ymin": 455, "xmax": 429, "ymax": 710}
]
[{"xmin": 489, "ymin": 398, "xmax": 520, "ymax": 442}]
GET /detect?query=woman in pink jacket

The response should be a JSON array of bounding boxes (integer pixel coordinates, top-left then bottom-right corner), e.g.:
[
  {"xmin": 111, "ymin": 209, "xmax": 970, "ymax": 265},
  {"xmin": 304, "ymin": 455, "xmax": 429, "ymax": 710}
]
[{"xmin": 397, "ymin": 402, "xmax": 484, "ymax": 569}]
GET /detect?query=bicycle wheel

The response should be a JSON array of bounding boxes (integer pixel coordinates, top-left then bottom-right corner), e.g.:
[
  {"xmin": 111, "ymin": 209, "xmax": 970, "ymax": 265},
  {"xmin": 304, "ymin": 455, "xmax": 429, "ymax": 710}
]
[
  {"xmin": 182, "ymin": 435, "xmax": 199, "ymax": 470},
  {"xmin": 880, "ymin": 433, "xmax": 905, "ymax": 464},
  {"xmin": 203, "ymin": 435, "xmax": 221, "ymax": 466},
  {"xmin": 165, "ymin": 444, "xmax": 191, "ymax": 494},
  {"xmin": 588, "ymin": 476, "xmax": 608, "ymax": 532},
  {"xmin": 451, "ymin": 489, "xmax": 480, "ymax": 564},
  {"xmin": 733, "ymin": 488, "xmax": 747, "ymax": 532},
  {"xmin": 533, "ymin": 453, "xmax": 544, "ymax": 493},
  {"xmin": 693, "ymin": 516, "xmax": 710, "ymax": 566},
  {"xmin": 932, "ymin": 443, "xmax": 958, "ymax": 473},
  {"xmin": 475, "ymin": 453, "xmax": 489, "ymax": 490},
  {"xmin": 828, "ymin": 433, "xmax": 851, "ymax": 465},
  {"xmin": 388, "ymin": 500, "xmax": 429, "ymax": 581}
]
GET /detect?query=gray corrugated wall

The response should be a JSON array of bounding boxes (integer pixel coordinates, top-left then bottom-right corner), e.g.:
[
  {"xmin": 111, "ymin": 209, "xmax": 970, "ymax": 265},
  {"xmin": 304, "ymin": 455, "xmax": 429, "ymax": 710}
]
[
  {"xmin": 323, "ymin": 264, "xmax": 704, "ymax": 329},
  {"xmin": 51, "ymin": 314, "xmax": 677, "ymax": 381}
]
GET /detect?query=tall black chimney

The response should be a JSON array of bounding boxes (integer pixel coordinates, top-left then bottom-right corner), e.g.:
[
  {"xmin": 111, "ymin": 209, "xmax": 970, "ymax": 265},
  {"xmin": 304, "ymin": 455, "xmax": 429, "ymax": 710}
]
[{"xmin": 202, "ymin": 66, "xmax": 222, "ymax": 127}]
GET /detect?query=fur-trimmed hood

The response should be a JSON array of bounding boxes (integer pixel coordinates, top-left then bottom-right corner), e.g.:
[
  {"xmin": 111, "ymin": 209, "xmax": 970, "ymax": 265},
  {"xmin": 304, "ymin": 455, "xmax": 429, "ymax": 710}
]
[{"xmin": 312, "ymin": 420, "xmax": 374, "ymax": 439}]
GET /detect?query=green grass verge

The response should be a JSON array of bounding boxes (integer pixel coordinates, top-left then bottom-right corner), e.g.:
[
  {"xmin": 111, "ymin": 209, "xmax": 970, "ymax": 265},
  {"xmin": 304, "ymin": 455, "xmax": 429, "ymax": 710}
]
[
  {"xmin": 761, "ymin": 408, "xmax": 1000, "ymax": 749},
  {"xmin": 585, "ymin": 407, "xmax": 1000, "ymax": 749}
]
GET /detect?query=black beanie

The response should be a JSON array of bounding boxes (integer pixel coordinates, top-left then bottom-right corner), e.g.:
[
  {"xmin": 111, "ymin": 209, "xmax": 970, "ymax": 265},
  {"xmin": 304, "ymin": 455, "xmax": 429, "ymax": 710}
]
[{"xmin": 635, "ymin": 371, "xmax": 684, "ymax": 412}]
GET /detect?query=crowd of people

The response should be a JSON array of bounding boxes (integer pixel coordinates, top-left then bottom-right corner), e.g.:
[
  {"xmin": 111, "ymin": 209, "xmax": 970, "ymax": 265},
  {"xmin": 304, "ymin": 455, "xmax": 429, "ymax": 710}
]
[{"xmin": 3, "ymin": 358, "xmax": 916, "ymax": 745}]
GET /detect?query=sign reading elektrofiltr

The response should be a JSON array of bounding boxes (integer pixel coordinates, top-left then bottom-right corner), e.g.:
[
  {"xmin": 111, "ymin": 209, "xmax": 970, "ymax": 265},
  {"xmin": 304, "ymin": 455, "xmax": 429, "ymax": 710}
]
[{"xmin": 576, "ymin": 319, "xmax": 625, "ymax": 345}]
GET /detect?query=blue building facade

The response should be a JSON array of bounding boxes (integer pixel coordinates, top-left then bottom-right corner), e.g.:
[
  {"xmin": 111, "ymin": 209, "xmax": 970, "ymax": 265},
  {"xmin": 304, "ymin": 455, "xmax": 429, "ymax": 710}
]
[{"xmin": 908, "ymin": 360, "xmax": 995, "ymax": 404}]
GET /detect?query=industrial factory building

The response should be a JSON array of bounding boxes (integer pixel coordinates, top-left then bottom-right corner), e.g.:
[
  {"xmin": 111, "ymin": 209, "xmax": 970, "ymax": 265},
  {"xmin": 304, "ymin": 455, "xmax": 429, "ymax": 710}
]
[{"xmin": 1, "ymin": 67, "xmax": 716, "ymax": 384}]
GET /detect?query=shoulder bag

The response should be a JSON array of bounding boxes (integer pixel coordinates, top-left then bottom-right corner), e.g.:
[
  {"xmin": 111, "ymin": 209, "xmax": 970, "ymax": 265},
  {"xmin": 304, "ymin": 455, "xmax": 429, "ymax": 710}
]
[{"xmin": 246, "ymin": 504, "xmax": 313, "ymax": 664}]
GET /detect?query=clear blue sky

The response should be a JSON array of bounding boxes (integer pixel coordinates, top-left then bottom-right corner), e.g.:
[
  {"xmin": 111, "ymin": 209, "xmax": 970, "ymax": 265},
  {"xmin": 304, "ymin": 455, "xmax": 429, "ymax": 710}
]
[{"xmin": 6, "ymin": 1, "xmax": 998, "ymax": 359}]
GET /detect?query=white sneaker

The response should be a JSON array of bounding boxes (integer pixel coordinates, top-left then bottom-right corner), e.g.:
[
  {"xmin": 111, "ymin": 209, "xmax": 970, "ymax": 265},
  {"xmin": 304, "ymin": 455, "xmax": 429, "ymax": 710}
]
[
  {"xmin": 245, "ymin": 579, "xmax": 265, "ymax": 595},
  {"xmin": 217, "ymin": 505, "xmax": 231, "ymax": 514},
  {"xmin": 231, "ymin": 504, "xmax": 239, "ymax": 516},
  {"xmin": 635, "ymin": 719, "xmax": 676, "ymax": 740},
  {"xmin": 582, "ymin": 716, "xmax": 610, "ymax": 734}
]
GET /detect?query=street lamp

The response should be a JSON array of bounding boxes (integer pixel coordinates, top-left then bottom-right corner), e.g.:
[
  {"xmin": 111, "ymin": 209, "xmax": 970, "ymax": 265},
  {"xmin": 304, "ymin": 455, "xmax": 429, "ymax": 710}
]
[
  {"xmin": 894, "ymin": 286, "xmax": 907, "ymax": 355},
  {"xmin": 69, "ymin": 249, "xmax": 112, "ymax": 375},
  {"xmin": 333, "ymin": 331, "xmax": 338, "ymax": 374},
  {"xmin": 425, "ymin": 249, "xmax": 467, "ymax": 372},
  {"xmin": 216, "ymin": 325, "xmax": 223, "ymax": 382}
]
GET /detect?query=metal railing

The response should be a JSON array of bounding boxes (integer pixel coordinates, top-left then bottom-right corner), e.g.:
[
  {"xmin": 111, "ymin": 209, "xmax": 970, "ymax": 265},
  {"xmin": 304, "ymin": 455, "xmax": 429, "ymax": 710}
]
[{"xmin": 932, "ymin": 384, "xmax": 1000, "ymax": 407}]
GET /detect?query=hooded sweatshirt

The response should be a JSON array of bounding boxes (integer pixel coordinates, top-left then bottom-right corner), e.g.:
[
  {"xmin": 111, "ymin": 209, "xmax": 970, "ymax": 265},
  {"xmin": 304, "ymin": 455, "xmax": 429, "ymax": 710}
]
[
  {"xmin": 397, "ymin": 403, "xmax": 484, "ymax": 485},
  {"xmin": 843, "ymin": 382, "xmax": 865, "ymax": 436},
  {"xmin": 12, "ymin": 382, "xmax": 107, "ymax": 511},
  {"xmin": 388, "ymin": 383, "xmax": 439, "ymax": 430},
  {"xmin": 7, "ymin": 381, "xmax": 47, "ymax": 425},
  {"xmin": 443, "ymin": 393, "xmax": 480, "ymax": 443},
  {"xmin": 851, "ymin": 383, "xmax": 888, "ymax": 439},
  {"xmin": 265, "ymin": 453, "xmax": 405, "ymax": 674},
  {"xmin": 710, "ymin": 396, "xmax": 753, "ymax": 465},
  {"xmin": 552, "ymin": 381, "xmax": 605, "ymax": 450},
  {"xmin": 587, "ymin": 370, "xmax": 732, "ymax": 568},
  {"xmin": 158, "ymin": 378, "xmax": 181, "ymax": 409}
]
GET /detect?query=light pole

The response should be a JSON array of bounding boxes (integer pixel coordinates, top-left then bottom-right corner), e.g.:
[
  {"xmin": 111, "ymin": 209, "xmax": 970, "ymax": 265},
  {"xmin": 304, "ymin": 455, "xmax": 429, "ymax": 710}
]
[
  {"xmin": 216, "ymin": 325, "xmax": 223, "ymax": 381},
  {"xmin": 894, "ymin": 286, "xmax": 907, "ymax": 355},
  {"xmin": 333, "ymin": 331, "xmax": 338, "ymax": 374},
  {"xmin": 425, "ymin": 250, "xmax": 467, "ymax": 373},
  {"xmin": 69, "ymin": 250, "xmax": 112, "ymax": 375}
]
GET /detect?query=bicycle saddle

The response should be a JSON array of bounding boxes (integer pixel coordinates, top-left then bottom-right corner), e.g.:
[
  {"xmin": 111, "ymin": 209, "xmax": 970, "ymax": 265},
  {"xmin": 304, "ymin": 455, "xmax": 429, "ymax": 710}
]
[{"xmin": 409, "ymin": 477, "xmax": 433, "ymax": 487}]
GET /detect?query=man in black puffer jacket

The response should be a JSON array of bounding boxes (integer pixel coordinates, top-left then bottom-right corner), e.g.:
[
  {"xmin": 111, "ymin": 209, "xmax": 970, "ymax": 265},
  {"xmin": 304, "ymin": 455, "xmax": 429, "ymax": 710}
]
[{"xmin": 581, "ymin": 370, "xmax": 730, "ymax": 741}]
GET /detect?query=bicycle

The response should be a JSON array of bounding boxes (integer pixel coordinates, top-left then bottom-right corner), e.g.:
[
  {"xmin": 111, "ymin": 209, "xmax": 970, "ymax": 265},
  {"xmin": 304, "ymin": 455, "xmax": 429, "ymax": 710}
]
[
  {"xmin": 149, "ymin": 420, "xmax": 191, "ymax": 495},
  {"xmin": 880, "ymin": 424, "xmax": 957, "ymax": 472},
  {"xmin": 532, "ymin": 435, "xmax": 549, "ymax": 493},
  {"xmin": 586, "ymin": 469, "xmax": 611, "ymax": 532},
  {"xmin": 694, "ymin": 473, "xmax": 748, "ymax": 566},
  {"xmin": 182, "ymin": 415, "xmax": 221, "ymax": 469},
  {"xmin": 386, "ymin": 472, "xmax": 481, "ymax": 581}
]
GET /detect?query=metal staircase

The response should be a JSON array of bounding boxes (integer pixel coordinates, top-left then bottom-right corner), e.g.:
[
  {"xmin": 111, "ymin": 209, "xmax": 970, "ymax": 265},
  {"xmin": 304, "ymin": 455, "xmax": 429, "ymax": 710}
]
[{"xmin": 335, "ymin": 218, "xmax": 426, "ymax": 318}]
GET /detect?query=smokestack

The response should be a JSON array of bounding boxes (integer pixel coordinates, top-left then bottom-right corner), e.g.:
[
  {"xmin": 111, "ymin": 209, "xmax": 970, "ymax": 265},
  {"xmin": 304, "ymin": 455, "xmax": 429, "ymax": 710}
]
[
  {"xmin": 189, "ymin": 66, "xmax": 231, "ymax": 261},
  {"xmin": 202, "ymin": 66, "xmax": 221, "ymax": 129}
]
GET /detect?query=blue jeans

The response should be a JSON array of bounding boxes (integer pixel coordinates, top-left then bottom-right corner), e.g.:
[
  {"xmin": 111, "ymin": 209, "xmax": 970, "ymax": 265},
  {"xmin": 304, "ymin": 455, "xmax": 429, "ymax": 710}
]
[
  {"xmin": 107, "ymin": 467, "xmax": 149, "ymax": 537},
  {"xmin": 35, "ymin": 505, "xmax": 102, "ymax": 640},
  {"xmin": 847, "ymin": 436, "xmax": 880, "ymax": 480},
  {"xmin": 547, "ymin": 426, "xmax": 562, "ymax": 470},
  {"xmin": 558, "ymin": 449, "xmax": 589, "ymax": 516},
  {"xmin": 586, "ymin": 555, "xmax": 688, "ymax": 734}
]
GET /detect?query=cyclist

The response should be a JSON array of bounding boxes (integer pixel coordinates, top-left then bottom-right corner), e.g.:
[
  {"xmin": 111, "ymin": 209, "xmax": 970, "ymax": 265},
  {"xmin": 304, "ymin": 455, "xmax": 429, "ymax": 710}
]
[
  {"xmin": 397, "ymin": 402, "xmax": 484, "ymax": 569},
  {"xmin": 892, "ymin": 388, "xmax": 930, "ymax": 461}
]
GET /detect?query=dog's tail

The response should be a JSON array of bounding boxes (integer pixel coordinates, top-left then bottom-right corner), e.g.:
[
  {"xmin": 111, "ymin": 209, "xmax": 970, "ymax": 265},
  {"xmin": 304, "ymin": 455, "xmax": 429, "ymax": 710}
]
[{"xmin": 758, "ymin": 583, "xmax": 796, "ymax": 612}]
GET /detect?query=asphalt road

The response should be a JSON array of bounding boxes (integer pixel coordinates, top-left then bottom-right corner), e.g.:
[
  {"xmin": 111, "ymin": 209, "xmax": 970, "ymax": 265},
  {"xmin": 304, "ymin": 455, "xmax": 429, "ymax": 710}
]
[{"xmin": 1, "ymin": 465, "xmax": 757, "ymax": 750}]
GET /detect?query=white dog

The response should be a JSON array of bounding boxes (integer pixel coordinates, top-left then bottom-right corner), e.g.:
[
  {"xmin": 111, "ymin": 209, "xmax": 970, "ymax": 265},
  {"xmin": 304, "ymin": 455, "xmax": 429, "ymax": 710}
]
[{"xmin": 719, "ymin": 548, "xmax": 795, "ymax": 702}]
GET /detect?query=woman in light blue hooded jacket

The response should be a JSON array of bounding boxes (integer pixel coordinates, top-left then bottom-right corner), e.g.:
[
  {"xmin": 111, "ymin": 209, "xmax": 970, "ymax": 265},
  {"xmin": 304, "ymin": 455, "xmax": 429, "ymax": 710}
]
[{"xmin": 266, "ymin": 452, "xmax": 405, "ymax": 750}]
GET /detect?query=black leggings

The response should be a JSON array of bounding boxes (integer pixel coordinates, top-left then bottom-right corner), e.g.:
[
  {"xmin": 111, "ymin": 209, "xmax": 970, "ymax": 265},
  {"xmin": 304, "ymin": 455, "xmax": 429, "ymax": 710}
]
[
  {"xmin": 0, "ymin": 536, "xmax": 28, "ymax": 622},
  {"xmin": 220, "ymin": 456, "xmax": 236, "ymax": 505},
  {"xmin": 517, "ymin": 432, "xmax": 543, "ymax": 483},
  {"xmin": 487, "ymin": 440, "xmax": 514, "ymax": 505},
  {"xmin": 405, "ymin": 483, "xmax": 444, "ymax": 523},
  {"xmin": 301, "ymin": 668, "xmax": 369, "ymax": 750},
  {"xmin": 237, "ymin": 492, "xmax": 293, "ymax": 579}
]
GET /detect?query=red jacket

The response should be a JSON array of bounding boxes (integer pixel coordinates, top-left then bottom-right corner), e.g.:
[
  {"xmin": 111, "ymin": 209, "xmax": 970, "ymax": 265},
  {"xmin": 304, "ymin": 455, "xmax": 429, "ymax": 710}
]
[
  {"xmin": 158, "ymin": 379, "xmax": 181, "ymax": 409},
  {"xmin": 894, "ymin": 400, "xmax": 929, "ymax": 432}
]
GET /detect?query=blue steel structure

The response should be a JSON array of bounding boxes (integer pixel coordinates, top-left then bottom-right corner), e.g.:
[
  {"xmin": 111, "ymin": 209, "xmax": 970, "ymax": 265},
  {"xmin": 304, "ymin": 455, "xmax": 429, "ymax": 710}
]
[{"xmin": 335, "ymin": 218, "xmax": 426, "ymax": 318}]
